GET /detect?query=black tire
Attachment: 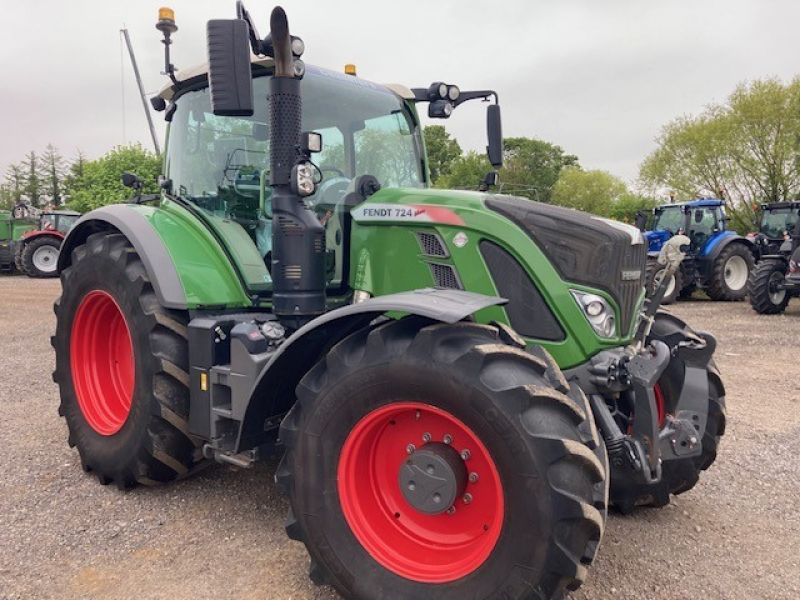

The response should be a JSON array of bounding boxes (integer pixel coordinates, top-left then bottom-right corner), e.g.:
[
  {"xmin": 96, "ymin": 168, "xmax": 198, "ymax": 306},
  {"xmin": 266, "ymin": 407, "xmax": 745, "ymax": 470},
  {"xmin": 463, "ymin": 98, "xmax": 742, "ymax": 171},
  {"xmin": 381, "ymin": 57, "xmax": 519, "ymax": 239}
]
[
  {"xmin": 748, "ymin": 259, "xmax": 790, "ymax": 314},
  {"xmin": 678, "ymin": 282, "xmax": 696, "ymax": 299},
  {"xmin": 706, "ymin": 242, "xmax": 754, "ymax": 301},
  {"xmin": 276, "ymin": 318, "xmax": 608, "ymax": 600},
  {"xmin": 646, "ymin": 259, "xmax": 681, "ymax": 305},
  {"xmin": 611, "ymin": 311, "xmax": 726, "ymax": 512},
  {"xmin": 21, "ymin": 236, "xmax": 61, "ymax": 278},
  {"xmin": 52, "ymin": 231, "xmax": 202, "ymax": 488}
]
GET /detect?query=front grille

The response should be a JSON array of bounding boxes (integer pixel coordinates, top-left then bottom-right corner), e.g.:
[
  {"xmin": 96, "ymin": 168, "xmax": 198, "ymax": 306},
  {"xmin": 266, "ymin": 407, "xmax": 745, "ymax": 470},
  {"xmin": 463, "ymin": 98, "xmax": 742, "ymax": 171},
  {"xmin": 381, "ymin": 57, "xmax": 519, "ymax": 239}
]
[
  {"xmin": 486, "ymin": 195, "xmax": 646, "ymax": 335},
  {"xmin": 617, "ymin": 244, "xmax": 646, "ymax": 334},
  {"xmin": 417, "ymin": 232, "xmax": 449, "ymax": 257},
  {"xmin": 429, "ymin": 263, "xmax": 462, "ymax": 289}
]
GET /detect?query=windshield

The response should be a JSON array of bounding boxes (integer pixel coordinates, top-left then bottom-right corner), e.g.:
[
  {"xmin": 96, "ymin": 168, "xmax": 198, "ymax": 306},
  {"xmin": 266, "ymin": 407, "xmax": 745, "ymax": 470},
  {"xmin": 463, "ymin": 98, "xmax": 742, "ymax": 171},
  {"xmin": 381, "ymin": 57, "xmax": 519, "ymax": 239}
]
[
  {"xmin": 166, "ymin": 67, "xmax": 424, "ymax": 217},
  {"xmin": 57, "ymin": 215, "xmax": 79, "ymax": 233},
  {"xmin": 652, "ymin": 207, "xmax": 684, "ymax": 233},
  {"xmin": 761, "ymin": 208, "xmax": 798, "ymax": 238},
  {"xmin": 166, "ymin": 67, "xmax": 424, "ymax": 287}
]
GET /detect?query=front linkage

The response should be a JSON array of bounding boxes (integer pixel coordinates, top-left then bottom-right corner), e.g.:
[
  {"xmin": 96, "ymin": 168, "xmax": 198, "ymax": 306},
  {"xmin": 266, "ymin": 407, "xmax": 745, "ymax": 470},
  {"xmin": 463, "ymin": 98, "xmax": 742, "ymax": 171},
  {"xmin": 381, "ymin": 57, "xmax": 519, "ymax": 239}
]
[{"xmin": 568, "ymin": 235, "xmax": 725, "ymax": 511}]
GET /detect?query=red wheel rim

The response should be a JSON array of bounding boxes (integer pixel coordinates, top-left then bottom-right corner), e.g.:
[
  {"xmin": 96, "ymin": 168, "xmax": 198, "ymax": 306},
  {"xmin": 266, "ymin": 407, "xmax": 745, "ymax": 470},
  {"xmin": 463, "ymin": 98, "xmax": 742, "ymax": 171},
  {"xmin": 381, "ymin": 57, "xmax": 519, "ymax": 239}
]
[
  {"xmin": 654, "ymin": 383, "xmax": 667, "ymax": 428},
  {"xmin": 337, "ymin": 402, "xmax": 504, "ymax": 583},
  {"xmin": 70, "ymin": 290, "xmax": 135, "ymax": 435}
]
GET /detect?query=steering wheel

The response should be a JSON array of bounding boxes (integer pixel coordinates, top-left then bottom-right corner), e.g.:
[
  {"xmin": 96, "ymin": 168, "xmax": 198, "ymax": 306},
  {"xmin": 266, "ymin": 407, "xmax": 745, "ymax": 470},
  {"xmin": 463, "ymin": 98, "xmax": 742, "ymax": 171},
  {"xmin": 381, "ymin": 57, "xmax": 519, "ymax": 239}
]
[
  {"xmin": 319, "ymin": 165, "xmax": 347, "ymax": 178},
  {"xmin": 313, "ymin": 175, "xmax": 351, "ymax": 213}
]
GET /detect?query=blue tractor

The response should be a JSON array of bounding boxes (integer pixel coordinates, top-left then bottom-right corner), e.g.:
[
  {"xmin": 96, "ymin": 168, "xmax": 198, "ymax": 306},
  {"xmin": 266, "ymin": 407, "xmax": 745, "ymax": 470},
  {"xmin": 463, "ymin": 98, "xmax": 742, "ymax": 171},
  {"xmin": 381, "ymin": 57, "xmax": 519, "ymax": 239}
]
[{"xmin": 640, "ymin": 199, "xmax": 755, "ymax": 303}]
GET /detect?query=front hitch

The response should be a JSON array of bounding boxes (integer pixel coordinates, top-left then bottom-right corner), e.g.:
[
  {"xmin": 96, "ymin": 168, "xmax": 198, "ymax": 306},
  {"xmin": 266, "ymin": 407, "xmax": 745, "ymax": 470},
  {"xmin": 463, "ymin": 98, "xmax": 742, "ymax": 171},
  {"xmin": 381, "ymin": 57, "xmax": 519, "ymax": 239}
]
[{"xmin": 635, "ymin": 234, "xmax": 691, "ymax": 348}]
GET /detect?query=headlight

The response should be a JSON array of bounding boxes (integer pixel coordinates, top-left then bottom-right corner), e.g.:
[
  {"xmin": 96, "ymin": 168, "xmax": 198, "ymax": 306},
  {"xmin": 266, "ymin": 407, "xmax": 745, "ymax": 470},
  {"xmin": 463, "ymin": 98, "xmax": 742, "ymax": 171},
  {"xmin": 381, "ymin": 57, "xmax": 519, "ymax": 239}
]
[
  {"xmin": 291, "ymin": 37, "xmax": 305, "ymax": 57},
  {"xmin": 438, "ymin": 83, "xmax": 448, "ymax": 98},
  {"xmin": 447, "ymin": 85, "xmax": 460, "ymax": 101},
  {"xmin": 571, "ymin": 290, "xmax": 616, "ymax": 338}
]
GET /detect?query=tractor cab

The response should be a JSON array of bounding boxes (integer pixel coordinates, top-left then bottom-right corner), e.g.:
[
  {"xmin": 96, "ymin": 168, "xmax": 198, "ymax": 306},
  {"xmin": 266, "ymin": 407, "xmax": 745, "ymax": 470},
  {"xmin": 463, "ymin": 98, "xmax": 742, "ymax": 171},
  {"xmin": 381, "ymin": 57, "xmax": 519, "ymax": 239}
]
[
  {"xmin": 644, "ymin": 198, "xmax": 754, "ymax": 303},
  {"xmin": 161, "ymin": 65, "xmax": 427, "ymax": 291},
  {"xmin": 647, "ymin": 199, "xmax": 726, "ymax": 254},
  {"xmin": 39, "ymin": 211, "xmax": 81, "ymax": 235},
  {"xmin": 749, "ymin": 201, "xmax": 800, "ymax": 257}
]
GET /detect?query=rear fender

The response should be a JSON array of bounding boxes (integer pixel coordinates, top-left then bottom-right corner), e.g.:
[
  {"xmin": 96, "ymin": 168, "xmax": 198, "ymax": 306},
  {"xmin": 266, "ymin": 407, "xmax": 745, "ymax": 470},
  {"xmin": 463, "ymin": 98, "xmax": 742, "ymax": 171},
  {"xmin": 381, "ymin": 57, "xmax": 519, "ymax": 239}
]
[
  {"xmin": 20, "ymin": 230, "xmax": 65, "ymax": 243},
  {"xmin": 700, "ymin": 235, "xmax": 753, "ymax": 279},
  {"xmin": 234, "ymin": 289, "xmax": 506, "ymax": 452}
]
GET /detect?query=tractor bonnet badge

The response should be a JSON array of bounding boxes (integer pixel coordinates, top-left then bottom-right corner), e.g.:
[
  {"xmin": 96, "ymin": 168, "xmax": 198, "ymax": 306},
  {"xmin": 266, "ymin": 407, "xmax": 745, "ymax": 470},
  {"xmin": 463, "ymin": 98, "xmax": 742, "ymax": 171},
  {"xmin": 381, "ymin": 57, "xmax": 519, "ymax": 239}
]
[{"xmin": 453, "ymin": 232, "xmax": 468, "ymax": 248}]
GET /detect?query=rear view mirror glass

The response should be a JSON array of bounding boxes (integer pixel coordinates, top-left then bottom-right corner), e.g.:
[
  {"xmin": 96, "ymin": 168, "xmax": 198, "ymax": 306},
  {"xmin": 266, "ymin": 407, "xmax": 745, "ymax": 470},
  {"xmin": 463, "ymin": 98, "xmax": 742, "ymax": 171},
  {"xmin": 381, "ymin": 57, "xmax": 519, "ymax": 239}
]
[{"xmin": 486, "ymin": 104, "xmax": 503, "ymax": 168}]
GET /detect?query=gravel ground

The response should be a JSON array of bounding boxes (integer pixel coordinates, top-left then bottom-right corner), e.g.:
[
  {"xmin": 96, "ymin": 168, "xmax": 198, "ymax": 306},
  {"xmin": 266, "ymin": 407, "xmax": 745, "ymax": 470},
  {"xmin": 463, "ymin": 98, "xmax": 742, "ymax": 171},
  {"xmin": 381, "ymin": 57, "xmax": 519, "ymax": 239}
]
[{"xmin": 1, "ymin": 275, "xmax": 798, "ymax": 600}]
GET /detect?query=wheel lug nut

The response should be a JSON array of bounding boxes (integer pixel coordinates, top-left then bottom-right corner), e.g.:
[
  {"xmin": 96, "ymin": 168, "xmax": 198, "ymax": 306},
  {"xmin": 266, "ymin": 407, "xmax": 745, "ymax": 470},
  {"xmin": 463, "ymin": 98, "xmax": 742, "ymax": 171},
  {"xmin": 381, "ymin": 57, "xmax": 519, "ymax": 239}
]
[
  {"xmin": 460, "ymin": 449, "xmax": 471, "ymax": 460},
  {"xmin": 469, "ymin": 472, "xmax": 479, "ymax": 483},
  {"xmin": 422, "ymin": 432, "xmax": 431, "ymax": 443},
  {"xmin": 443, "ymin": 434, "xmax": 453, "ymax": 445},
  {"xmin": 446, "ymin": 506, "xmax": 456, "ymax": 515},
  {"xmin": 462, "ymin": 493, "xmax": 473, "ymax": 505},
  {"xmin": 406, "ymin": 443, "xmax": 416, "ymax": 454}
]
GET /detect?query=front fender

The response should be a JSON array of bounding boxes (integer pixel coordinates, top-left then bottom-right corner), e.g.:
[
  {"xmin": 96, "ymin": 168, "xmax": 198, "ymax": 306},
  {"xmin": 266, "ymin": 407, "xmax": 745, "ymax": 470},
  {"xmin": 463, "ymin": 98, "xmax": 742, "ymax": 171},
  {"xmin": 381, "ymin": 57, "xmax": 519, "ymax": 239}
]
[
  {"xmin": 235, "ymin": 289, "xmax": 507, "ymax": 451},
  {"xmin": 58, "ymin": 203, "xmax": 253, "ymax": 310}
]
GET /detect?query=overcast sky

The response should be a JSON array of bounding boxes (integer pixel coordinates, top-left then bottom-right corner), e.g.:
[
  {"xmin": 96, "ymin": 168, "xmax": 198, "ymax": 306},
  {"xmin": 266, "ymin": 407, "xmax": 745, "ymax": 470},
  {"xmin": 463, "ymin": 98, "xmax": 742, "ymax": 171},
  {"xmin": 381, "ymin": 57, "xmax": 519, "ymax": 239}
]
[{"xmin": 2, "ymin": 0, "xmax": 799, "ymax": 187}]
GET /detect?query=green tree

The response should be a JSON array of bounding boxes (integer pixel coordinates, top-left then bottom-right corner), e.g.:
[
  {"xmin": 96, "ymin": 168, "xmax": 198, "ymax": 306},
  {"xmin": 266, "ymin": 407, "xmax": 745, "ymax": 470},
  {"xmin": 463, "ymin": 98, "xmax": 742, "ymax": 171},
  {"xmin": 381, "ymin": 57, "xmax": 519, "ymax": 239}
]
[
  {"xmin": 608, "ymin": 193, "xmax": 659, "ymax": 224},
  {"xmin": 0, "ymin": 184, "xmax": 13, "ymax": 210},
  {"xmin": 423, "ymin": 125, "xmax": 462, "ymax": 185},
  {"xmin": 66, "ymin": 144, "xmax": 161, "ymax": 213},
  {"xmin": 640, "ymin": 77, "xmax": 800, "ymax": 232},
  {"xmin": 551, "ymin": 168, "xmax": 627, "ymax": 216},
  {"xmin": 437, "ymin": 151, "xmax": 491, "ymax": 190},
  {"xmin": 42, "ymin": 144, "xmax": 65, "ymax": 207},
  {"xmin": 21, "ymin": 151, "xmax": 43, "ymax": 207},
  {"xmin": 437, "ymin": 136, "xmax": 579, "ymax": 200},
  {"xmin": 63, "ymin": 150, "xmax": 87, "ymax": 199},
  {"xmin": 501, "ymin": 137, "xmax": 579, "ymax": 202},
  {"xmin": 4, "ymin": 163, "xmax": 25, "ymax": 205}
]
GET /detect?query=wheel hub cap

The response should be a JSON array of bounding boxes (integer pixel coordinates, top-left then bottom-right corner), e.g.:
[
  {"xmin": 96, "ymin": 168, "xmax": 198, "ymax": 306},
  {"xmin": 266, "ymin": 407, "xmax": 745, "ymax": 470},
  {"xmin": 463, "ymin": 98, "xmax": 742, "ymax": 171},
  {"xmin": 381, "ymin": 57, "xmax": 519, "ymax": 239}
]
[
  {"xmin": 769, "ymin": 272, "xmax": 787, "ymax": 304},
  {"xmin": 724, "ymin": 255, "xmax": 748, "ymax": 290},
  {"xmin": 399, "ymin": 442, "xmax": 467, "ymax": 515},
  {"xmin": 32, "ymin": 245, "xmax": 58, "ymax": 272}
]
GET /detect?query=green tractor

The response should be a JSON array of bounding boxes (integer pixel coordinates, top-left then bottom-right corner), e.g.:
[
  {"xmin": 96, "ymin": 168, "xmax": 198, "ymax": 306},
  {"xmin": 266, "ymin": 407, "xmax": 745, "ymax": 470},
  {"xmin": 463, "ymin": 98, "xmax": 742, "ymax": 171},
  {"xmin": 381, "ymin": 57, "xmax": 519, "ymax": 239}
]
[
  {"xmin": 52, "ymin": 5, "xmax": 725, "ymax": 598},
  {"xmin": 0, "ymin": 204, "xmax": 37, "ymax": 273}
]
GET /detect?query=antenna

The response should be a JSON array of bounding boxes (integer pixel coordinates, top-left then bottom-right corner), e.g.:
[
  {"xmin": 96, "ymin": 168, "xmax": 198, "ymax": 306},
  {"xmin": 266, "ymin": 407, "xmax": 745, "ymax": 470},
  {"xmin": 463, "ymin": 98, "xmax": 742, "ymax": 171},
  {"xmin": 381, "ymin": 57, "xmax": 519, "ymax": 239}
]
[{"xmin": 120, "ymin": 28, "xmax": 161, "ymax": 155}]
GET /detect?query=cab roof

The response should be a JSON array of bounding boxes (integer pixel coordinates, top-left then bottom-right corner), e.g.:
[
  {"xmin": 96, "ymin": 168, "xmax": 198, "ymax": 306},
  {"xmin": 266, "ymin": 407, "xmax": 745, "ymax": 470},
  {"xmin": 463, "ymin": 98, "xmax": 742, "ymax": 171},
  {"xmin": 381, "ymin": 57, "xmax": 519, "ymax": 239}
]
[
  {"xmin": 658, "ymin": 199, "xmax": 725, "ymax": 209},
  {"xmin": 156, "ymin": 56, "xmax": 415, "ymax": 102},
  {"xmin": 761, "ymin": 201, "xmax": 800, "ymax": 210}
]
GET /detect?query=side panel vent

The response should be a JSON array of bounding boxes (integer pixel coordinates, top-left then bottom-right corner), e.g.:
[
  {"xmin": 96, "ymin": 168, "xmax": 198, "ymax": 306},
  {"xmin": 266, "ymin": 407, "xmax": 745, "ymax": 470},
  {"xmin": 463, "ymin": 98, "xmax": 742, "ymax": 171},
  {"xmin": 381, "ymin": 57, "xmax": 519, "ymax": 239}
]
[
  {"xmin": 417, "ymin": 232, "xmax": 449, "ymax": 257},
  {"xmin": 429, "ymin": 263, "xmax": 462, "ymax": 290},
  {"xmin": 479, "ymin": 240, "xmax": 565, "ymax": 341}
]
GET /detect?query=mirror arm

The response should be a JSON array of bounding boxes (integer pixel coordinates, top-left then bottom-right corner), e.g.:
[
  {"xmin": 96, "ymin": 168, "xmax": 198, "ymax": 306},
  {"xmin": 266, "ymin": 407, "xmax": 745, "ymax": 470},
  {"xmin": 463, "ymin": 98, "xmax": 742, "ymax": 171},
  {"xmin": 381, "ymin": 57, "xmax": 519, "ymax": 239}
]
[{"xmin": 453, "ymin": 90, "xmax": 498, "ymax": 108}]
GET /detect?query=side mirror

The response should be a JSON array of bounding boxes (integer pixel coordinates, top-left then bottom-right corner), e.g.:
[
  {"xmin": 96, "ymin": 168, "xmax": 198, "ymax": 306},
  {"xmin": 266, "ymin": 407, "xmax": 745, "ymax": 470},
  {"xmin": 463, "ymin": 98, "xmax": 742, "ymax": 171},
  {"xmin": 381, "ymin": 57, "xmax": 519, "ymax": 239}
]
[
  {"xmin": 121, "ymin": 172, "xmax": 143, "ymax": 190},
  {"xmin": 635, "ymin": 211, "xmax": 648, "ymax": 231},
  {"xmin": 207, "ymin": 19, "xmax": 254, "ymax": 116},
  {"xmin": 486, "ymin": 104, "xmax": 503, "ymax": 168}
]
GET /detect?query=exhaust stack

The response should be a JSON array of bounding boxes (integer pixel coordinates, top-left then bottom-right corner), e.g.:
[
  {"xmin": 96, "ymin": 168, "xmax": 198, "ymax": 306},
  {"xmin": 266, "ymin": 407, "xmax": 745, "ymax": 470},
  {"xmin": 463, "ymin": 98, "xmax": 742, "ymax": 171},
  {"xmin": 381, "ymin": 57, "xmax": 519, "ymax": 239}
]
[{"xmin": 206, "ymin": 5, "xmax": 326, "ymax": 328}]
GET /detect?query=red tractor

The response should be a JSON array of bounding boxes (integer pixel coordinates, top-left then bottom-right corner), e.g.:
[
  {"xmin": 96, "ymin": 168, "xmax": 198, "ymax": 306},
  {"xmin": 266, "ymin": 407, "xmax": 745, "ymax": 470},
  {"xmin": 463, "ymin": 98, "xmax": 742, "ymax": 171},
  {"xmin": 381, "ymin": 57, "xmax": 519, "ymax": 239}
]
[{"xmin": 15, "ymin": 211, "xmax": 81, "ymax": 278}]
